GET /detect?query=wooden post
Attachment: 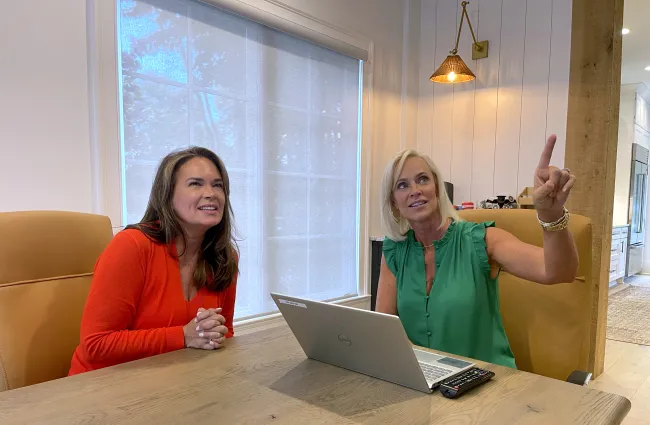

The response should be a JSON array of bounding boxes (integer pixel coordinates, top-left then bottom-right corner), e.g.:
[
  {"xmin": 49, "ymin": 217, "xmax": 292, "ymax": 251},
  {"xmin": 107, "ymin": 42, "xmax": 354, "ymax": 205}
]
[{"xmin": 565, "ymin": 0, "xmax": 625, "ymax": 377}]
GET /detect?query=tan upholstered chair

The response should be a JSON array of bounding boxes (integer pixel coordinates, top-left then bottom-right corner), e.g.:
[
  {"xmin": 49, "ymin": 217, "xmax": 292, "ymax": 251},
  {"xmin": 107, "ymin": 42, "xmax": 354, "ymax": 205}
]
[
  {"xmin": 0, "ymin": 211, "xmax": 113, "ymax": 391},
  {"xmin": 458, "ymin": 209, "xmax": 592, "ymax": 382}
]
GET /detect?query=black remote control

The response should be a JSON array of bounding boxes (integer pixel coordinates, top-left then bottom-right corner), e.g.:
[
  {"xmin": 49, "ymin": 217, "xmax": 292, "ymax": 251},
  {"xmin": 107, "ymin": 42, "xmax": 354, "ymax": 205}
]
[{"xmin": 439, "ymin": 367, "xmax": 495, "ymax": 398}]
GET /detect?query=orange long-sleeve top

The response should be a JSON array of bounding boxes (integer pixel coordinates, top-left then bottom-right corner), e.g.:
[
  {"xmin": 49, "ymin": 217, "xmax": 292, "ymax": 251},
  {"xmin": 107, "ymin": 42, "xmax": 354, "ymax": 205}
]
[{"xmin": 68, "ymin": 228, "xmax": 238, "ymax": 376}]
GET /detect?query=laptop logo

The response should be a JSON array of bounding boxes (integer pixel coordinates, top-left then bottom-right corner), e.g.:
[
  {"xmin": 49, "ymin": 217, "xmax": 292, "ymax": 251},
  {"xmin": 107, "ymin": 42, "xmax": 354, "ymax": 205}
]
[{"xmin": 338, "ymin": 334, "xmax": 352, "ymax": 346}]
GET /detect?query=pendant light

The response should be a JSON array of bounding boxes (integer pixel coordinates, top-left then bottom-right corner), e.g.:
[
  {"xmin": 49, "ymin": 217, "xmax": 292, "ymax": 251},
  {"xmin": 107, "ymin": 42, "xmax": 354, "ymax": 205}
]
[{"xmin": 430, "ymin": 1, "xmax": 488, "ymax": 84}]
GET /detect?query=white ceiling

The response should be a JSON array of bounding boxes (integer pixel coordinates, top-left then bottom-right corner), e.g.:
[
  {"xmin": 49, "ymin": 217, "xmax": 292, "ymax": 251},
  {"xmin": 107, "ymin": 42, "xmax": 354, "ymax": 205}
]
[{"xmin": 621, "ymin": 0, "xmax": 650, "ymax": 88}]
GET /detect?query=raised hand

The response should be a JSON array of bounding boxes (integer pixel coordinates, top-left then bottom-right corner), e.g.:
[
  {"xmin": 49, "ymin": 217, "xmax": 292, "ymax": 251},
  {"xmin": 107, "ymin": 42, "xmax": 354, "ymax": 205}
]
[{"xmin": 532, "ymin": 134, "xmax": 576, "ymax": 222}]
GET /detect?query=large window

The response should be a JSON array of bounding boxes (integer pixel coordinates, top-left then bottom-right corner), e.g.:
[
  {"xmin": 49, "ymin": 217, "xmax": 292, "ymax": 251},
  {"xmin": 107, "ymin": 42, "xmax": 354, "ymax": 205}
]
[{"xmin": 117, "ymin": 0, "xmax": 362, "ymax": 319}]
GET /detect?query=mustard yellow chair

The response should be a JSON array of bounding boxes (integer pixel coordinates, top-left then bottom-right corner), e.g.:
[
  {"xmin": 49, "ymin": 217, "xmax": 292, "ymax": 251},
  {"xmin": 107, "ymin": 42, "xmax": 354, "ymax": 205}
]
[
  {"xmin": 459, "ymin": 209, "xmax": 592, "ymax": 382},
  {"xmin": 0, "ymin": 211, "xmax": 113, "ymax": 391},
  {"xmin": 370, "ymin": 209, "xmax": 593, "ymax": 383}
]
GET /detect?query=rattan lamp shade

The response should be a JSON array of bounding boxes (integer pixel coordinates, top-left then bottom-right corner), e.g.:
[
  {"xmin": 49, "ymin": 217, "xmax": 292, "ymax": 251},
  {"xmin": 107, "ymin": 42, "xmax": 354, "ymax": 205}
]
[{"xmin": 430, "ymin": 54, "xmax": 475, "ymax": 83}]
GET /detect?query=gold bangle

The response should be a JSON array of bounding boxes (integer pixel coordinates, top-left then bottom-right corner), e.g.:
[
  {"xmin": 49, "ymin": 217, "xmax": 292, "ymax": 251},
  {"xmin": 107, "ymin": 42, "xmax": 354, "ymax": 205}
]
[{"xmin": 538, "ymin": 207, "xmax": 570, "ymax": 232}]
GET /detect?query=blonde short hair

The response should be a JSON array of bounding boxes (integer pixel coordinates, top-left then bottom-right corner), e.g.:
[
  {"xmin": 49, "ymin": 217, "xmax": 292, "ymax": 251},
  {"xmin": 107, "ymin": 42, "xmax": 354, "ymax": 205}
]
[{"xmin": 380, "ymin": 149, "xmax": 460, "ymax": 241}]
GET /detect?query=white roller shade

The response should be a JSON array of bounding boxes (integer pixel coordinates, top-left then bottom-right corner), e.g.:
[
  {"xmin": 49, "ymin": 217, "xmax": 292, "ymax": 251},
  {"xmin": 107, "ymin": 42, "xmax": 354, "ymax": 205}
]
[
  {"xmin": 197, "ymin": 0, "xmax": 369, "ymax": 61},
  {"xmin": 117, "ymin": 0, "xmax": 363, "ymax": 319}
]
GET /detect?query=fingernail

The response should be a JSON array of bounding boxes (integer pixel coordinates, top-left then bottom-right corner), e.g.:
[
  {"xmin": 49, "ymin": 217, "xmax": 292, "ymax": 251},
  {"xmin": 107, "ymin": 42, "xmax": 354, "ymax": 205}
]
[
  {"xmin": 196, "ymin": 326, "xmax": 200, "ymax": 331},
  {"xmin": 197, "ymin": 311, "xmax": 201, "ymax": 317},
  {"xmin": 195, "ymin": 318, "xmax": 198, "ymax": 323},
  {"xmin": 199, "ymin": 332, "xmax": 204, "ymax": 338}
]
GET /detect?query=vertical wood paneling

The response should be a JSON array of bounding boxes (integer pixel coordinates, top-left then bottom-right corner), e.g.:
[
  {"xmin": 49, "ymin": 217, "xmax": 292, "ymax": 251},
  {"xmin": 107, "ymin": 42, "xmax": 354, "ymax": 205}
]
[
  {"xmin": 416, "ymin": 0, "xmax": 437, "ymax": 155},
  {"xmin": 416, "ymin": 0, "xmax": 571, "ymax": 205},
  {"xmin": 493, "ymin": 0, "xmax": 527, "ymax": 198},
  {"xmin": 471, "ymin": 0, "xmax": 502, "ymax": 204},
  {"xmin": 546, "ymin": 0, "xmax": 572, "ymax": 167},
  {"xmin": 517, "ymin": 0, "xmax": 553, "ymax": 193},
  {"xmin": 450, "ymin": 0, "xmax": 478, "ymax": 204},
  {"xmin": 430, "ymin": 0, "xmax": 458, "ymax": 182}
]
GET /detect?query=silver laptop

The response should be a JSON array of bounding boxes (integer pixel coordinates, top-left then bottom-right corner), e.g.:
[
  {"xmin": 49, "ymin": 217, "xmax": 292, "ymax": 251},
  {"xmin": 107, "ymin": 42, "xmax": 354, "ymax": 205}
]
[{"xmin": 271, "ymin": 293, "xmax": 475, "ymax": 393}]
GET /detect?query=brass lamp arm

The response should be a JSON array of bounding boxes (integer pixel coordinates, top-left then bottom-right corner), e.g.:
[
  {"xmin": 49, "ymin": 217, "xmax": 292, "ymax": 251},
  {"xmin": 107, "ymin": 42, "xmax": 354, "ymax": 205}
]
[{"xmin": 451, "ymin": 1, "xmax": 481, "ymax": 55}]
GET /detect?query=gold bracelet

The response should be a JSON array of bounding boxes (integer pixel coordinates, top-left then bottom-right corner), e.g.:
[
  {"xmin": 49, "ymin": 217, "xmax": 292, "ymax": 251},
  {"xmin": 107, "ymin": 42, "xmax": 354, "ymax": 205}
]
[{"xmin": 537, "ymin": 207, "xmax": 570, "ymax": 232}]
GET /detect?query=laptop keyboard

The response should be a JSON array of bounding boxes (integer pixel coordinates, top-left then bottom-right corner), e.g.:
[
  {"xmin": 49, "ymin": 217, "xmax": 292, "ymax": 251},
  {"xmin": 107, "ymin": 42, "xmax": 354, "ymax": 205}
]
[{"xmin": 419, "ymin": 362, "xmax": 453, "ymax": 383}]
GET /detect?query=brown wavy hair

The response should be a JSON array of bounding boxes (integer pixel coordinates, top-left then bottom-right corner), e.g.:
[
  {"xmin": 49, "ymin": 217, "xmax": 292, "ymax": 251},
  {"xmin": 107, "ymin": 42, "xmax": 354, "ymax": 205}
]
[{"xmin": 127, "ymin": 146, "xmax": 239, "ymax": 292}]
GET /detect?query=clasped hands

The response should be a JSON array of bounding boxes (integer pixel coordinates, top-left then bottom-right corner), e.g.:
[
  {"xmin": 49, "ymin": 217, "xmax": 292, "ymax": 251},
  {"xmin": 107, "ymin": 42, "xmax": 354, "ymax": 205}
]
[{"xmin": 183, "ymin": 307, "xmax": 228, "ymax": 350}]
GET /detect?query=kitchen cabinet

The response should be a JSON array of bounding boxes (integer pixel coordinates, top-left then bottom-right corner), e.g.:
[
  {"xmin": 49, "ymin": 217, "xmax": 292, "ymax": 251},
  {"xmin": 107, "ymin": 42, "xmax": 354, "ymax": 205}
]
[
  {"xmin": 609, "ymin": 225, "xmax": 629, "ymax": 285},
  {"xmin": 634, "ymin": 124, "xmax": 650, "ymax": 147},
  {"xmin": 636, "ymin": 90, "xmax": 650, "ymax": 132}
]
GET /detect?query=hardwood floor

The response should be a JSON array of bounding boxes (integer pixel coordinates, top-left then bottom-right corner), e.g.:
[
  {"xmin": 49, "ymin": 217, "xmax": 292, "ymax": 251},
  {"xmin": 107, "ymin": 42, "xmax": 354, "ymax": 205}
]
[
  {"xmin": 594, "ymin": 277, "xmax": 650, "ymax": 424},
  {"xmin": 593, "ymin": 340, "xmax": 650, "ymax": 424}
]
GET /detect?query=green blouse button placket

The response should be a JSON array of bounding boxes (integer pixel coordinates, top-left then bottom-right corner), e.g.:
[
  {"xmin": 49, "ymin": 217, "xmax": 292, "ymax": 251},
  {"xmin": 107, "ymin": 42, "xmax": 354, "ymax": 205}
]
[
  {"xmin": 424, "ymin": 293, "xmax": 431, "ymax": 339},
  {"xmin": 427, "ymin": 246, "xmax": 441, "ymax": 341}
]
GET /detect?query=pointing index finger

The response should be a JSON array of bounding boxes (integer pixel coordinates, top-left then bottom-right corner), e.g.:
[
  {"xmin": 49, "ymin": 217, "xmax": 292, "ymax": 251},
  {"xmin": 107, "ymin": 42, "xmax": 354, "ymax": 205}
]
[{"xmin": 538, "ymin": 134, "xmax": 557, "ymax": 169}]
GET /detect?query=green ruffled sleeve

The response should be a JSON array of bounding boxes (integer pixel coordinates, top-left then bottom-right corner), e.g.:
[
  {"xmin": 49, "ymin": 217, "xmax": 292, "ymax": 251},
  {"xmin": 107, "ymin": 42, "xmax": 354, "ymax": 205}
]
[
  {"xmin": 381, "ymin": 237, "xmax": 399, "ymax": 277},
  {"xmin": 471, "ymin": 221, "xmax": 495, "ymax": 276}
]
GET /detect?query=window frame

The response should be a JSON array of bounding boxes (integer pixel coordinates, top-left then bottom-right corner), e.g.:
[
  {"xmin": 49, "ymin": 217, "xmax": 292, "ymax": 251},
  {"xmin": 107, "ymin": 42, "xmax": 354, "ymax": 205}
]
[{"xmin": 88, "ymin": 0, "xmax": 375, "ymax": 325}]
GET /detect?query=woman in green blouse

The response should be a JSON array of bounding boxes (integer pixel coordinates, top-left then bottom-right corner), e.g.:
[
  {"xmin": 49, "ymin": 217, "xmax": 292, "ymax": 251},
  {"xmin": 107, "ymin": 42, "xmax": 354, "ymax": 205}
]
[{"xmin": 376, "ymin": 134, "xmax": 578, "ymax": 369}]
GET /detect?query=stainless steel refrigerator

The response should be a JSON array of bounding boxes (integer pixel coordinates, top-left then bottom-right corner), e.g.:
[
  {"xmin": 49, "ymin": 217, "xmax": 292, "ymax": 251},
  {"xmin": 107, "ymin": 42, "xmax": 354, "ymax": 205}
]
[{"xmin": 627, "ymin": 143, "xmax": 649, "ymax": 276}]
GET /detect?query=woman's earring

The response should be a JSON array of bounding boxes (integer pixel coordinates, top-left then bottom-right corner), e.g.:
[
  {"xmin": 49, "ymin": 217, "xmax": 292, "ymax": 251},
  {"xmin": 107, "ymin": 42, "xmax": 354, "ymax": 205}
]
[{"xmin": 391, "ymin": 209, "xmax": 400, "ymax": 223}]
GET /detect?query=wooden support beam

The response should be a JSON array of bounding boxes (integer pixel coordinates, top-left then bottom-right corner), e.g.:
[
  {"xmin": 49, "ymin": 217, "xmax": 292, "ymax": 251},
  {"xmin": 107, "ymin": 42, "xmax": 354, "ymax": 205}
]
[{"xmin": 565, "ymin": 0, "xmax": 625, "ymax": 377}]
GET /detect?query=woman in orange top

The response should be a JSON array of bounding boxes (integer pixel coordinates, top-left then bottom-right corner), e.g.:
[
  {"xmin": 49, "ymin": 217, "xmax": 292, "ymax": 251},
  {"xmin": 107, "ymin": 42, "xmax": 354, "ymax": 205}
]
[{"xmin": 69, "ymin": 146, "xmax": 239, "ymax": 375}]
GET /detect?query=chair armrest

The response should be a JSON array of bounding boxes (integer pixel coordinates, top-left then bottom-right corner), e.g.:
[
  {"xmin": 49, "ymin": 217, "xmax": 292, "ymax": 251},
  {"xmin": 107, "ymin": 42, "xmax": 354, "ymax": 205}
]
[{"xmin": 566, "ymin": 370, "xmax": 593, "ymax": 386}]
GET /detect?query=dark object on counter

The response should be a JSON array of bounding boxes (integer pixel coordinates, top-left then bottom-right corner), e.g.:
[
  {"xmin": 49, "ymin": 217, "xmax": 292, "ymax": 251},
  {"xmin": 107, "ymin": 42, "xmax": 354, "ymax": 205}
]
[
  {"xmin": 370, "ymin": 239, "xmax": 383, "ymax": 311},
  {"xmin": 444, "ymin": 182, "xmax": 453, "ymax": 204},
  {"xmin": 479, "ymin": 195, "xmax": 517, "ymax": 209}
]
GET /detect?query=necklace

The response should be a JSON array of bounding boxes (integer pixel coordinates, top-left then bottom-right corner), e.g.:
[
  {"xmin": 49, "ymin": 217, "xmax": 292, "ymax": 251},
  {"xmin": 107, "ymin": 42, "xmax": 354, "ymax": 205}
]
[{"xmin": 418, "ymin": 219, "xmax": 452, "ymax": 249}]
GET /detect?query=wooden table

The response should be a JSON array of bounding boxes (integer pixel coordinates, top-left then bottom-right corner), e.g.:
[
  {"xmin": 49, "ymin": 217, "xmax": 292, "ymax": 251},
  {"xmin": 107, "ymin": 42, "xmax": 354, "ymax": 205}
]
[{"xmin": 0, "ymin": 325, "xmax": 631, "ymax": 424}]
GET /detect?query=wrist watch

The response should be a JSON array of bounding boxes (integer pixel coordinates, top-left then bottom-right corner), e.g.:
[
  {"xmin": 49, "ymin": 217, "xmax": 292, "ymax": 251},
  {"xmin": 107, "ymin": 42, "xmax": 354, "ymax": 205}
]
[{"xmin": 537, "ymin": 207, "xmax": 570, "ymax": 231}]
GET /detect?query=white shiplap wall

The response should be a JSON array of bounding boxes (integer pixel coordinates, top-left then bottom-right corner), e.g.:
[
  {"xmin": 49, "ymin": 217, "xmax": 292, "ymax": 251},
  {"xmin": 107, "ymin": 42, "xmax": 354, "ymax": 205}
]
[{"xmin": 416, "ymin": 0, "xmax": 571, "ymax": 205}]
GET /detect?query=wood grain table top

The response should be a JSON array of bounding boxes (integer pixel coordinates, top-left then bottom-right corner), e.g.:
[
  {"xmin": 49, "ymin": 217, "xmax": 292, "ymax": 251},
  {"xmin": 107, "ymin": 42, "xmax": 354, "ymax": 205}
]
[{"xmin": 0, "ymin": 324, "xmax": 631, "ymax": 424}]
